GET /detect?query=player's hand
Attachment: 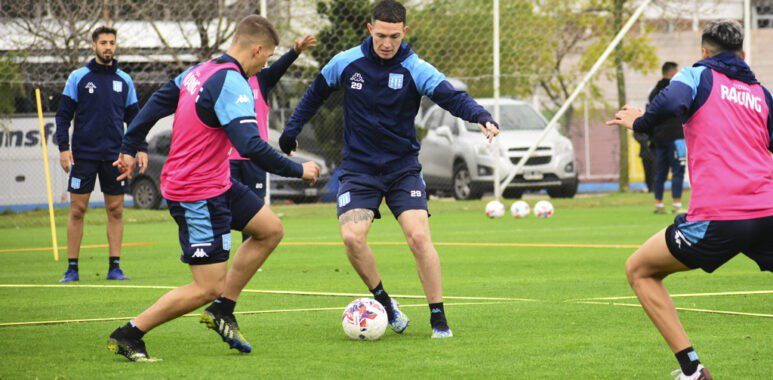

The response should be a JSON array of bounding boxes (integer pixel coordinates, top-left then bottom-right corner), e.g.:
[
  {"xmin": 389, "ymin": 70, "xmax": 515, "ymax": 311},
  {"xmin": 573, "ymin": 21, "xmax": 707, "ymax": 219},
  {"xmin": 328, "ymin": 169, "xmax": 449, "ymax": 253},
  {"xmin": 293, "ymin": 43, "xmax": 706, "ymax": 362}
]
[
  {"xmin": 279, "ymin": 133, "xmax": 298, "ymax": 155},
  {"xmin": 60, "ymin": 150, "xmax": 74, "ymax": 173},
  {"xmin": 294, "ymin": 35, "xmax": 317, "ymax": 54},
  {"xmin": 606, "ymin": 105, "xmax": 644, "ymax": 130},
  {"xmin": 136, "ymin": 151, "xmax": 148, "ymax": 174},
  {"xmin": 301, "ymin": 161, "xmax": 321, "ymax": 186},
  {"xmin": 113, "ymin": 153, "xmax": 137, "ymax": 181}
]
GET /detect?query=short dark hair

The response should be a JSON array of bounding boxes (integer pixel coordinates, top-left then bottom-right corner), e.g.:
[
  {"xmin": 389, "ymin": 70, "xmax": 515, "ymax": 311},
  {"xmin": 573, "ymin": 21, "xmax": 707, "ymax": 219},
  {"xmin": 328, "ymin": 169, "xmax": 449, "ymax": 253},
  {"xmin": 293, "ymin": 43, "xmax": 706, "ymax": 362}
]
[
  {"xmin": 661, "ymin": 61, "xmax": 678, "ymax": 76},
  {"xmin": 92, "ymin": 26, "xmax": 117, "ymax": 42},
  {"xmin": 234, "ymin": 15, "xmax": 279, "ymax": 47},
  {"xmin": 701, "ymin": 19, "xmax": 743, "ymax": 55},
  {"xmin": 372, "ymin": 0, "xmax": 406, "ymax": 24}
]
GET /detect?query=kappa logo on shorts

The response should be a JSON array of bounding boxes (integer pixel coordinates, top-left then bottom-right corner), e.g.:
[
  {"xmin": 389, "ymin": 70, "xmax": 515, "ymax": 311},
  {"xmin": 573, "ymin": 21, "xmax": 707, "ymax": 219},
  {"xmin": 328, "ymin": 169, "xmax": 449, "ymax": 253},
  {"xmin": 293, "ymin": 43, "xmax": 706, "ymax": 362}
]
[
  {"xmin": 338, "ymin": 192, "xmax": 351, "ymax": 207},
  {"xmin": 674, "ymin": 230, "xmax": 692, "ymax": 249},
  {"xmin": 192, "ymin": 248, "xmax": 209, "ymax": 258}
]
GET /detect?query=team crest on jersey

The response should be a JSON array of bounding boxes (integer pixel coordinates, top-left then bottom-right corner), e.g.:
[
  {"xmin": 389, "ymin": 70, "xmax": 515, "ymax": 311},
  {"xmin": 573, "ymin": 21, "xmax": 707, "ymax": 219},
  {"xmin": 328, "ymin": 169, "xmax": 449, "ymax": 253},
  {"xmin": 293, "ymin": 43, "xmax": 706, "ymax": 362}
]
[
  {"xmin": 113, "ymin": 80, "xmax": 123, "ymax": 93},
  {"xmin": 388, "ymin": 73, "xmax": 404, "ymax": 90}
]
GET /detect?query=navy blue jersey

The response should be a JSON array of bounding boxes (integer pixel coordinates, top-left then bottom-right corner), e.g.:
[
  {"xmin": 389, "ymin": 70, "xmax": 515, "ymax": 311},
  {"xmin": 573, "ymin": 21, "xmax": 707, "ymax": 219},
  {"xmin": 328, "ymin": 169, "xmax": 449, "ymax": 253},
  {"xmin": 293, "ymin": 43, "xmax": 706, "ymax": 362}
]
[
  {"xmin": 283, "ymin": 37, "xmax": 493, "ymax": 175},
  {"xmin": 55, "ymin": 59, "xmax": 141, "ymax": 160}
]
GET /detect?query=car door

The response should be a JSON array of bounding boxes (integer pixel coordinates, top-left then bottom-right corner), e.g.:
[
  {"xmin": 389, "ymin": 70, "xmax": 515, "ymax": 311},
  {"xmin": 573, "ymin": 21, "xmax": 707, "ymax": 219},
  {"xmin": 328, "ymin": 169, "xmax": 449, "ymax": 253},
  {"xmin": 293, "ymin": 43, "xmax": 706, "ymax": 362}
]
[
  {"xmin": 418, "ymin": 107, "xmax": 446, "ymax": 185},
  {"xmin": 433, "ymin": 111, "xmax": 459, "ymax": 183}
]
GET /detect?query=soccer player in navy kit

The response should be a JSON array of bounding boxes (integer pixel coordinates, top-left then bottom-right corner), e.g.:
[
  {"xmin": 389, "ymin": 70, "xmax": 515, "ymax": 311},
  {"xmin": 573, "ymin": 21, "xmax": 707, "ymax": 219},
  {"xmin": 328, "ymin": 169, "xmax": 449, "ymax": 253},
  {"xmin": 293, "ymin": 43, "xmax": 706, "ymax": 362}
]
[
  {"xmin": 55, "ymin": 26, "xmax": 147, "ymax": 282},
  {"xmin": 280, "ymin": 0, "xmax": 499, "ymax": 338}
]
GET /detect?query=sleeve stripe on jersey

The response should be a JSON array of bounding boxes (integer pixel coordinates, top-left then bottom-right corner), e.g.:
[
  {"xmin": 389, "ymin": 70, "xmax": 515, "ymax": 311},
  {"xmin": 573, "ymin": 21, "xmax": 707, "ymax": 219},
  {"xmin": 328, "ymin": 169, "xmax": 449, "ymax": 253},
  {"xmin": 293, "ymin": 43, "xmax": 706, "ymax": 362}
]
[
  {"xmin": 671, "ymin": 66, "xmax": 706, "ymax": 101},
  {"xmin": 400, "ymin": 54, "xmax": 446, "ymax": 97}
]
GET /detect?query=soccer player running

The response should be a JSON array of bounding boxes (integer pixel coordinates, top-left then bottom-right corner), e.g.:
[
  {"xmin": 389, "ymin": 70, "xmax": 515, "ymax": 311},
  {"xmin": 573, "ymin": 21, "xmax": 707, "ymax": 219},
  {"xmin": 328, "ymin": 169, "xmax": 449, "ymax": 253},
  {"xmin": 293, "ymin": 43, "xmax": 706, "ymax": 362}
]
[
  {"xmin": 607, "ymin": 20, "xmax": 773, "ymax": 380},
  {"xmin": 279, "ymin": 0, "xmax": 499, "ymax": 338},
  {"xmin": 107, "ymin": 15, "xmax": 320, "ymax": 362},
  {"xmin": 55, "ymin": 26, "xmax": 145, "ymax": 282},
  {"xmin": 230, "ymin": 34, "xmax": 317, "ymax": 242}
]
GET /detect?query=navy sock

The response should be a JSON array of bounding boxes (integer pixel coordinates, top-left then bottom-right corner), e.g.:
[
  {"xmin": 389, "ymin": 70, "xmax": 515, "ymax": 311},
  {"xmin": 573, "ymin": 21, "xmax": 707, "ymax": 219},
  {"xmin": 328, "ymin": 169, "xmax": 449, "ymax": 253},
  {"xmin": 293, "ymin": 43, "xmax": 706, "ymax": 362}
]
[
  {"xmin": 209, "ymin": 297, "xmax": 237, "ymax": 315},
  {"xmin": 67, "ymin": 259, "xmax": 78, "ymax": 271},
  {"xmin": 370, "ymin": 282, "xmax": 394, "ymax": 323},
  {"xmin": 429, "ymin": 302, "xmax": 448, "ymax": 329},
  {"xmin": 109, "ymin": 257, "xmax": 120, "ymax": 271},
  {"xmin": 124, "ymin": 321, "xmax": 145, "ymax": 339},
  {"xmin": 675, "ymin": 347, "xmax": 700, "ymax": 376}
]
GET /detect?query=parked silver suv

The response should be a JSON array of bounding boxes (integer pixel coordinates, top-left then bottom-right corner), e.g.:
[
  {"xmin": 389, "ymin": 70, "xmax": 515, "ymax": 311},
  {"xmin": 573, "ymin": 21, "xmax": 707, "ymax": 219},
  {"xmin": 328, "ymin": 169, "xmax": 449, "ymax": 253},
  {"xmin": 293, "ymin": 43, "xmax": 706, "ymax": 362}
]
[{"xmin": 417, "ymin": 98, "xmax": 578, "ymax": 200}]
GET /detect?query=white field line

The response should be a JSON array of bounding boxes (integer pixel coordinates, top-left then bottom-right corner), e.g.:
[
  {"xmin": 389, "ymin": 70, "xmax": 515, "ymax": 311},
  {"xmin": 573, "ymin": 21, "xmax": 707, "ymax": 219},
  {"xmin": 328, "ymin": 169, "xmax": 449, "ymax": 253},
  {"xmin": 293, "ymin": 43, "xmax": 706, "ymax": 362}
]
[
  {"xmin": 569, "ymin": 290, "xmax": 773, "ymax": 302},
  {"xmin": 574, "ymin": 301, "xmax": 773, "ymax": 318}
]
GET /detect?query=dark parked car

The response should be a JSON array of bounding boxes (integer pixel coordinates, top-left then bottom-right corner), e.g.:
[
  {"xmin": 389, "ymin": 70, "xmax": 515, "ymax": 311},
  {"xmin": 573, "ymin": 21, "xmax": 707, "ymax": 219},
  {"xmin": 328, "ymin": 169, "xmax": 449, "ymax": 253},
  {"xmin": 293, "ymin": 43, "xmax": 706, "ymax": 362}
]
[{"xmin": 130, "ymin": 130, "xmax": 329, "ymax": 209}]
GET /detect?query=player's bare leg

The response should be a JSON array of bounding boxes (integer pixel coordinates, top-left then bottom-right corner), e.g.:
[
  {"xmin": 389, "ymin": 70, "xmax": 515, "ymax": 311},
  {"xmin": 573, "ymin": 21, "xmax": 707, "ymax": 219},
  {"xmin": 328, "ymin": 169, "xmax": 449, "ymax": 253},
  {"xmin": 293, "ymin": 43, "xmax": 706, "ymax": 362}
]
[
  {"xmin": 60, "ymin": 193, "xmax": 90, "ymax": 282},
  {"xmin": 221, "ymin": 206, "xmax": 284, "ymax": 301},
  {"xmin": 339, "ymin": 209, "xmax": 379, "ymax": 288},
  {"xmin": 108, "ymin": 262, "xmax": 227, "ymax": 361},
  {"xmin": 67, "ymin": 193, "xmax": 91, "ymax": 259},
  {"xmin": 104, "ymin": 194, "xmax": 128, "ymax": 280},
  {"xmin": 201, "ymin": 206, "xmax": 284, "ymax": 353},
  {"xmin": 339, "ymin": 208, "xmax": 409, "ymax": 333},
  {"xmin": 398, "ymin": 210, "xmax": 451, "ymax": 338},
  {"xmin": 626, "ymin": 229, "xmax": 708, "ymax": 377}
]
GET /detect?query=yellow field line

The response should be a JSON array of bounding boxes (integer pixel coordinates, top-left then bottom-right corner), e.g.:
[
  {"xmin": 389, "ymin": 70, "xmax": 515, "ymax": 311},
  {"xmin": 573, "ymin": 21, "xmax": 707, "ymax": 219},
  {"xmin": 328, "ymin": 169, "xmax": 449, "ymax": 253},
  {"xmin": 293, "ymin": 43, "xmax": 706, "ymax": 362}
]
[
  {"xmin": 283, "ymin": 241, "xmax": 639, "ymax": 249},
  {"xmin": 0, "ymin": 242, "xmax": 154, "ymax": 253},
  {"xmin": 0, "ymin": 301, "xmax": 516, "ymax": 327},
  {"xmin": 574, "ymin": 301, "xmax": 773, "ymax": 318},
  {"xmin": 572, "ymin": 290, "xmax": 773, "ymax": 302},
  {"xmin": 0, "ymin": 284, "xmax": 537, "ymax": 302}
]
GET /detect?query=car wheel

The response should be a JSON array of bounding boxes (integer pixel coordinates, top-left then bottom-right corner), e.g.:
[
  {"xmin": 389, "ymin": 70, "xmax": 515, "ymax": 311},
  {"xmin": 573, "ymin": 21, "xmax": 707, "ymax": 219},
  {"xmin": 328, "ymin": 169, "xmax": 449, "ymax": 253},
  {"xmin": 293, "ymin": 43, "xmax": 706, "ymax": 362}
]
[
  {"xmin": 502, "ymin": 188, "xmax": 524, "ymax": 199},
  {"xmin": 131, "ymin": 177, "xmax": 162, "ymax": 209},
  {"xmin": 547, "ymin": 177, "xmax": 579, "ymax": 199},
  {"xmin": 452, "ymin": 162, "xmax": 482, "ymax": 200}
]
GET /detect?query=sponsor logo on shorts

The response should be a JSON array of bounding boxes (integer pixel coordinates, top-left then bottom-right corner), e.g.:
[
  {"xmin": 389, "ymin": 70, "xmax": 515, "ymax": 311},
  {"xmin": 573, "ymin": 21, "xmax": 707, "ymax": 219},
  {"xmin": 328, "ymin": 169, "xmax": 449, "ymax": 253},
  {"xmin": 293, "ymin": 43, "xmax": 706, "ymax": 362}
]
[
  {"xmin": 338, "ymin": 192, "xmax": 351, "ymax": 207},
  {"xmin": 192, "ymin": 248, "xmax": 209, "ymax": 258}
]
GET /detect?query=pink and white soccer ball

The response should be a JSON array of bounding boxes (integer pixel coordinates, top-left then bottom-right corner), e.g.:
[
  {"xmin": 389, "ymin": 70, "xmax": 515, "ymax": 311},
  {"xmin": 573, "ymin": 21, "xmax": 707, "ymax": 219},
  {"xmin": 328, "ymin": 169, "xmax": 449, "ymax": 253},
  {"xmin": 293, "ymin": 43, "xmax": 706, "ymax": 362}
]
[
  {"xmin": 533, "ymin": 200, "xmax": 554, "ymax": 218},
  {"xmin": 341, "ymin": 298, "xmax": 388, "ymax": 340},
  {"xmin": 485, "ymin": 200, "xmax": 506, "ymax": 218},
  {"xmin": 510, "ymin": 201, "xmax": 530, "ymax": 218}
]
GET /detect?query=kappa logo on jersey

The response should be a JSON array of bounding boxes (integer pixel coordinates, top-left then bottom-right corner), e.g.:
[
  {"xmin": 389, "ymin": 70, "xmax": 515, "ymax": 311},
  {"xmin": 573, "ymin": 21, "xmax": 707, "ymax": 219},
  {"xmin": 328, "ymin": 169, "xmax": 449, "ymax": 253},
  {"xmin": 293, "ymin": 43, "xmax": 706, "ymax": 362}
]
[
  {"xmin": 192, "ymin": 248, "xmax": 209, "ymax": 258},
  {"xmin": 85, "ymin": 82, "xmax": 97, "ymax": 94},
  {"xmin": 350, "ymin": 73, "xmax": 364, "ymax": 90},
  {"xmin": 236, "ymin": 94, "xmax": 251, "ymax": 104},
  {"xmin": 388, "ymin": 73, "xmax": 404, "ymax": 90},
  {"xmin": 113, "ymin": 80, "xmax": 123, "ymax": 93}
]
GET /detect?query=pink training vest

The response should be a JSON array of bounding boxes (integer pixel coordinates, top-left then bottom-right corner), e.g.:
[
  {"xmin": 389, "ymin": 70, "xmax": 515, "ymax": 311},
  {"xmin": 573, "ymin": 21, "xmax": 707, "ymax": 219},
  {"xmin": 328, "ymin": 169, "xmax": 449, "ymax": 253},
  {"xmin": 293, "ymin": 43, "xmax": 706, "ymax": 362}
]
[
  {"xmin": 229, "ymin": 76, "xmax": 270, "ymax": 160},
  {"xmin": 160, "ymin": 60, "xmax": 240, "ymax": 202},
  {"xmin": 684, "ymin": 69, "xmax": 773, "ymax": 221}
]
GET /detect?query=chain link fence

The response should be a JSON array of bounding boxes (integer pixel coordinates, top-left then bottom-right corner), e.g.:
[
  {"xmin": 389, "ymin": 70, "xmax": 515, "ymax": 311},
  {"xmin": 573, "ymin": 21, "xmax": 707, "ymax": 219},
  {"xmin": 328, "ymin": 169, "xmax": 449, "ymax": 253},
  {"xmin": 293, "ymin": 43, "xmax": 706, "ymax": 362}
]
[{"xmin": 0, "ymin": 0, "xmax": 769, "ymax": 209}]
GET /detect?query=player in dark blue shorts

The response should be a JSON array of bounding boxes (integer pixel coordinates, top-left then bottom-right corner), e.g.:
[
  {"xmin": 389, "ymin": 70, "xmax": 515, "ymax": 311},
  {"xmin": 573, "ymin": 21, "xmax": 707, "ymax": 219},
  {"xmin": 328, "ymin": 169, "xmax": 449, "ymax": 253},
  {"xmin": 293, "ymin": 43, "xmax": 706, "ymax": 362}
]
[
  {"xmin": 608, "ymin": 20, "xmax": 773, "ymax": 379},
  {"xmin": 55, "ymin": 26, "xmax": 145, "ymax": 282},
  {"xmin": 280, "ymin": 1, "xmax": 499, "ymax": 338}
]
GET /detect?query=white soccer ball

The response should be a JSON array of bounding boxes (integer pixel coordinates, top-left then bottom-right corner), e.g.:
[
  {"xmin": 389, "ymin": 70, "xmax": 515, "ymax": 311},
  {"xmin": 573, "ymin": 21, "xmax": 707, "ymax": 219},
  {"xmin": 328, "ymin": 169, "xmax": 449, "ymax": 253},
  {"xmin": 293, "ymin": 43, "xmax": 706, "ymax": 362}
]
[
  {"xmin": 341, "ymin": 298, "xmax": 388, "ymax": 341},
  {"xmin": 510, "ymin": 201, "xmax": 530, "ymax": 219},
  {"xmin": 485, "ymin": 200, "xmax": 505, "ymax": 218},
  {"xmin": 533, "ymin": 200, "xmax": 554, "ymax": 218}
]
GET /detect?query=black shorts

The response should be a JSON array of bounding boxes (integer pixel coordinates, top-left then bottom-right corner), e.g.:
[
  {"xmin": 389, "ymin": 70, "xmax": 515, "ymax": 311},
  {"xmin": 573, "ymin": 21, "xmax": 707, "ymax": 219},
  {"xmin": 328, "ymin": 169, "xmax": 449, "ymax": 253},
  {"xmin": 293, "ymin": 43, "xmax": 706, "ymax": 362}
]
[
  {"xmin": 166, "ymin": 180, "xmax": 264, "ymax": 265},
  {"xmin": 68, "ymin": 159, "xmax": 129, "ymax": 195},
  {"xmin": 230, "ymin": 159, "xmax": 267, "ymax": 201},
  {"xmin": 665, "ymin": 213, "xmax": 773, "ymax": 273}
]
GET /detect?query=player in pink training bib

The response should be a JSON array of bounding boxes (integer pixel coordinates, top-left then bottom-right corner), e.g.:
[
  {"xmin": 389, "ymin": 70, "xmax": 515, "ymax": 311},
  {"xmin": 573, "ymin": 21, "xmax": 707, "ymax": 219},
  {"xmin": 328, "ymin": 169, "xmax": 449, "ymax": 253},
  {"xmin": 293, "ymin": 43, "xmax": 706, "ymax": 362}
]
[{"xmin": 608, "ymin": 20, "xmax": 773, "ymax": 380}]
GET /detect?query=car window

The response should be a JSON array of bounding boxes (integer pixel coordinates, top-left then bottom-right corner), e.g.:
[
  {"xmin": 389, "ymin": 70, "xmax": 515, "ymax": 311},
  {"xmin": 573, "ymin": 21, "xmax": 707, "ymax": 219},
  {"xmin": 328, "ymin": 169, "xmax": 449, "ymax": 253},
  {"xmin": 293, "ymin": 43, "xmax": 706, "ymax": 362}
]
[{"xmin": 466, "ymin": 104, "xmax": 546, "ymax": 132}]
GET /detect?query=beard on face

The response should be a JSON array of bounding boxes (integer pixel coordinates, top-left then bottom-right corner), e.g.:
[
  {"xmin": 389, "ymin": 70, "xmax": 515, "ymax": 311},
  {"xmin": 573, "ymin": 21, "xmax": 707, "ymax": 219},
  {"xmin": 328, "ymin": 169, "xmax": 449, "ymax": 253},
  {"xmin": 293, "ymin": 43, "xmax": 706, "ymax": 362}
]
[{"xmin": 97, "ymin": 50, "xmax": 113, "ymax": 64}]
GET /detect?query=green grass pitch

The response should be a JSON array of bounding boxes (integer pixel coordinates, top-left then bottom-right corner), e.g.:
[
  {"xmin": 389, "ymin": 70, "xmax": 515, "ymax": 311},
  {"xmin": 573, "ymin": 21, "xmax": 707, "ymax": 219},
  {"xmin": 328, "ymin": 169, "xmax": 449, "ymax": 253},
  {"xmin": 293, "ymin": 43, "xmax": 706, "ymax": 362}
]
[{"xmin": 0, "ymin": 192, "xmax": 770, "ymax": 378}]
